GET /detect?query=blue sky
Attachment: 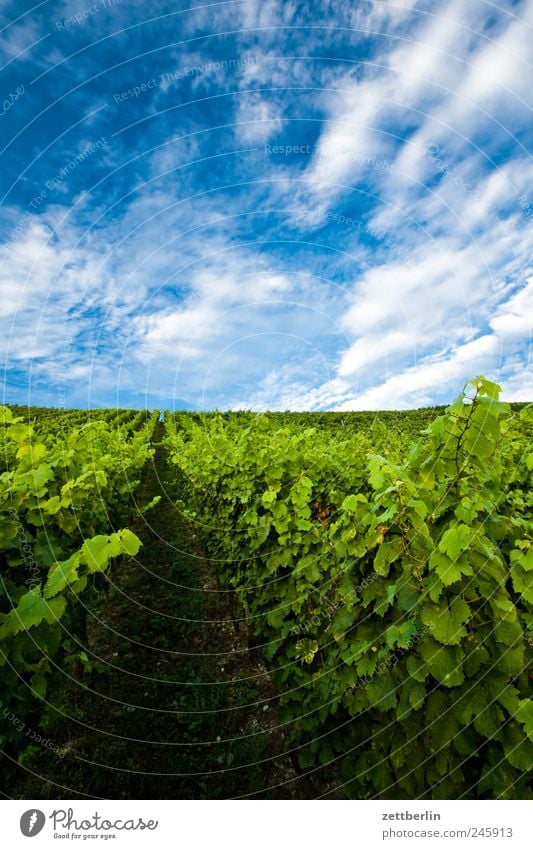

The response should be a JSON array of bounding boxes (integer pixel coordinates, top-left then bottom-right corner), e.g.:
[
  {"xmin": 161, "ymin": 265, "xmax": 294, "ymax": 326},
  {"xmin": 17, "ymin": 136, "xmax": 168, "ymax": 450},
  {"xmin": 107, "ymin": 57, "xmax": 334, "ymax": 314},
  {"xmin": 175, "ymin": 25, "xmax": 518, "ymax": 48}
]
[{"xmin": 0, "ymin": 0, "xmax": 531, "ymax": 410}]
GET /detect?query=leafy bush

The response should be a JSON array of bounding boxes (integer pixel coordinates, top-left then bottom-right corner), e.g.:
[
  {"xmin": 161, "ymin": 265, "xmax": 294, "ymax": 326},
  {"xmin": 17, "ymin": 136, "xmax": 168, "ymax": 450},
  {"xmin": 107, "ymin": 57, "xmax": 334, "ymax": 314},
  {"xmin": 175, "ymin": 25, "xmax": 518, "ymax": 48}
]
[
  {"xmin": 0, "ymin": 407, "xmax": 156, "ymax": 759},
  {"xmin": 167, "ymin": 378, "xmax": 532, "ymax": 798}
]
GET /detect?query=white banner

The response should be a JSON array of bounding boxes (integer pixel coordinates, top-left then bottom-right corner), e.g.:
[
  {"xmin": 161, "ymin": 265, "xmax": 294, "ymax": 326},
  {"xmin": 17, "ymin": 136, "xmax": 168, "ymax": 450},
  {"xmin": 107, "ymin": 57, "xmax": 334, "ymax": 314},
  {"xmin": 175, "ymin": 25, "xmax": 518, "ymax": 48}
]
[{"xmin": 0, "ymin": 800, "xmax": 530, "ymax": 848}]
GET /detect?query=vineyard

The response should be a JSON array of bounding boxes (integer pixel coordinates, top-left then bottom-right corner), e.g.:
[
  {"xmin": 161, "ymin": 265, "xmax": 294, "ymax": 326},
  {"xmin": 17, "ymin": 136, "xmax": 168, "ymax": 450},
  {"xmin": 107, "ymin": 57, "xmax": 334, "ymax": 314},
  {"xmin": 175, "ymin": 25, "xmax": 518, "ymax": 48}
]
[{"xmin": 1, "ymin": 377, "xmax": 531, "ymax": 799}]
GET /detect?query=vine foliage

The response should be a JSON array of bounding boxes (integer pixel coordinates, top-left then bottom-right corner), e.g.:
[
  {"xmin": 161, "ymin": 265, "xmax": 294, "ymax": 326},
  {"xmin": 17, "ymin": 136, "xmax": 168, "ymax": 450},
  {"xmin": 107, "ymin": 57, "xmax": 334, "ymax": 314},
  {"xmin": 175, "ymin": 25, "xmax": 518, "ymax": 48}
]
[{"xmin": 167, "ymin": 377, "xmax": 532, "ymax": 798}]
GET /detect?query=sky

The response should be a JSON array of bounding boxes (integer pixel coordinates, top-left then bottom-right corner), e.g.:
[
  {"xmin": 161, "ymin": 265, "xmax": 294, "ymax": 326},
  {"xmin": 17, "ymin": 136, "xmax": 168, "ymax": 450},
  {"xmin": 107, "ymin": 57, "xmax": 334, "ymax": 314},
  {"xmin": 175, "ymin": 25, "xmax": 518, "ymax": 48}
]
[{"xmin": 0, "ymin": 0, "xmax": 531, "ymax": 411}]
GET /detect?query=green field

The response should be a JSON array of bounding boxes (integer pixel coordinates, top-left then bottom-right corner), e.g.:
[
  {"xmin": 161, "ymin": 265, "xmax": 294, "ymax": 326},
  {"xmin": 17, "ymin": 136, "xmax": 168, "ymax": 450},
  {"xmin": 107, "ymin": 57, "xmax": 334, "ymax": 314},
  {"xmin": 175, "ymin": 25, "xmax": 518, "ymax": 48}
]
[{"xmin": 1, "ymin": 377, "xmax": 531, "ymax": 799}]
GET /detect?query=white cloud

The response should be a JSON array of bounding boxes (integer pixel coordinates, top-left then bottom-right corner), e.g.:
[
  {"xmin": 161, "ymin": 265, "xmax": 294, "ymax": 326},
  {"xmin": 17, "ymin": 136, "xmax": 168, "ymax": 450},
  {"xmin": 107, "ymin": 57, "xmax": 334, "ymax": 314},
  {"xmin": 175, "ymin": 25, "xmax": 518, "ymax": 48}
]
[
  {"xmin": 1, "ymin": 0, "xmax": 531, "ymax": 411},
  {"xmin": 0, "ymin": 220, "xmax": 103, "ymax": 357},
  {"xmin": 291, "ymin": 0, "xmax": 477, "ymax": 223},
  {"xmin": 139, "ymin": 265, "xmax": 303, "ymax": 362},
  {"xmin": 234, "ymin": 92, "xmax": 285, "ymax": 143},
  {"xmin": 458, "ymin": 5, "xmax": 533, "ymax": 109},
  {"xmin": 336, "ymin": 334, "xmax": 501, "ymax": 410},
  {"xmin": 0, "ymin": 16, "xmax": 43, "ymax": 64},
  {"xmin": 338, "ymin": 330, "xmax": 415, "ymax": 377},
  {"xmin": 292, "ymin": 0, "xmax": 533, "ymax": 228},
  {"xmin": 490, "ymin": 277, "xmax": 533, "ymax": 339}
]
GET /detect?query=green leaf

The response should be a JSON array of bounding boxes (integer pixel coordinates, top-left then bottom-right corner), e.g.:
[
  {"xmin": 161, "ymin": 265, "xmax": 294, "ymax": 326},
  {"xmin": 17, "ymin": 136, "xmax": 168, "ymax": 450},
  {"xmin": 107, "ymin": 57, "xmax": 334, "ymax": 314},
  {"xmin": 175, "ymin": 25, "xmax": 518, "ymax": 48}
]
[
  {"xmin": 368, "ymin": 455, "xmax": 387, "ymax": 490},
  {"xmin": 118, "ymin": 529, "xmax": 142, "ymax": 557},
  {"xmin": 80, "ymin": 530, "xmax": 141, "ymax": 573},
  {"xmin": 291, "ymin": 476, "xmax": 313, "ymax": 508},
  {"xmin": 31, "ymin": 672, "xmax": 47, "ymax": 700},
  {"xmin": 474, "ymin": 704, "xmax": 505, "ymax": 738},
  {"xmin": 421, "ymin": 597, "xmax": 470, "ymax": 645},
  {"xmin": 261, "ymin": 489, "xmax": 277, "ymax": 509},
  {"xmin": 427, "ymin": 576, "xmax": 444, "ymax": 603},
  {"xmin": 410, "ymin": 499, "xmax": 428, "ymax": 520},
  {"xmin": 513, "ymin": 545, "xmax": 533, "ymax": 572},
  {"xmin": 407, "ymin": 653, "xmax": 428, "ymax": 682},
  {"xmin": 430, "ymin": 551, "xmax": 464, "ymax": 586},
  {"xmin": 493, "ymin": 617, "xmax": 522, "ymax": 646},
  {"xmin": 42, "ymin": 495, "xmax": 62, "ymax": 515},
  {"xmin": 331, "ymin": 607, "xmax": 354, "ymax": 638},
  {"xmin": 300, "ymin": 556, "xmax": 320, "ymax": 582},
  {"xmin": 502, "ymin": 722, "xmax": 533, "ymax": 770},
  {"xmin": 409, "ymin": 681, "xmax": 426, "ymax": 710},
  {"xmin": 44, "ymin": 552, "xmax": 81, "ymax": 599},
  {"xmin": 510, "ymin": 564, "xmax": 533, "ymax": 603},
  {"xmin": 365, "ymin": 673, "xmax": 397, "ymax": 712},
  {"xmin": 0, "ymin": 589, "xmax": 66, "ymax": 638},
  {"xmin": 471, "ymin": 376, "xmax": 502, "ymax": 399},
  {"xmin": 81, "ymin": 534, "xmax": 122, "ymax": 571},
  {"xmin": 266, "ymin": 607, "xmax": 286, "ymax": 629},
  {"xmin": 139, "ymin": 495, "xmax": 161, "ymax": 515},
  {"xmin": 418, "ymin": 639, "xmax": 464, "ymax": 686},
  {"xmin": 342, "ymin": 494, "xmax": 366, "ymax": 512},
  {"xmin": 373, "ymin": 537, "xmax": 403, "ymax": 577},
  {"xmin": 356, "ymin": 655, "xmax": 377, "ymax": 677},
  {"xmin": 295, "ymin": 638, "xmax": 318, "ymax": 664},
  {"xmin": 516, "ymin": 700, "xmax": 533, "ymax": 742}
]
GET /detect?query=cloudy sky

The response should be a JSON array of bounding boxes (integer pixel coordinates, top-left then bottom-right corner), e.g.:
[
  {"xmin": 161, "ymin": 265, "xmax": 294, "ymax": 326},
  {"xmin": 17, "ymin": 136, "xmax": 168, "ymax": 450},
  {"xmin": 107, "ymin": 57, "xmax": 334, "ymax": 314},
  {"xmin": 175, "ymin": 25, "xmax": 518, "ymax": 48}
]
[{"xmin": 0, "ymin": 0, "xmax": 531, "ymax": 410}]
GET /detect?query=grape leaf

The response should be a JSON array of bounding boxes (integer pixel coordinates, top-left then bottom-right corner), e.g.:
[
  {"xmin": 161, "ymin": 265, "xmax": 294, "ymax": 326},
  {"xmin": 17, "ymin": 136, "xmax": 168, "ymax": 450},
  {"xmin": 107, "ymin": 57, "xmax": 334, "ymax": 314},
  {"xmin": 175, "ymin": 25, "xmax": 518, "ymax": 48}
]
[
  {"xmin": 44, "ymin": 552, "xmax": 81, "ymax": 599},
  {"xmin": 516, "ymin": 700, "xmax": 533, "ymax": 742},
  {"xmin": 419, "ymin": 639, "xmax": 464, "ymax": 686},
  {"xmin": 438, "ymin": 525, "xmax": 471, "ymax": 562},
  {"xmin": 421, "ymin": 597, "xmax": 470, "ymax": 645},
  {"xmin": 0, "ymin": 589, "xmax": 66, "ymax": 637}
]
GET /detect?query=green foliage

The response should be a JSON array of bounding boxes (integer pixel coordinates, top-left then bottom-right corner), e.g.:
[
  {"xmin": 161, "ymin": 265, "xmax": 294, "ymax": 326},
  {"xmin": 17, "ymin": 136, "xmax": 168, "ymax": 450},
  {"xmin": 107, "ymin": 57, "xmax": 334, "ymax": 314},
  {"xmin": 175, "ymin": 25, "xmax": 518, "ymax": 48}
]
[
  {"xmin": 166, "ymin": 378, "xmax": 532, "ymax": 799},
  {"xmin": 0, "ymin": 406, "xmax": 158, "ymax": 757}
]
